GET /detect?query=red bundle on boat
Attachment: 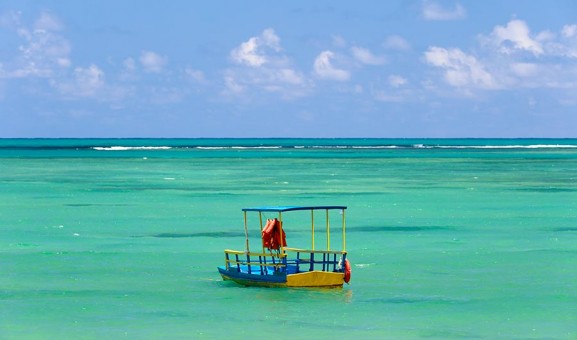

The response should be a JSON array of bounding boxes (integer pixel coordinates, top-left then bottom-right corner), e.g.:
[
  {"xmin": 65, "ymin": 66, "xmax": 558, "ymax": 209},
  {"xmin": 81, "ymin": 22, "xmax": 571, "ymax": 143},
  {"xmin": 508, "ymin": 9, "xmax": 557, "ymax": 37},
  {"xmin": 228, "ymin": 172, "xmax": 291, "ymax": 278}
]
[{"xmin": 262, "ymin": 218, "xmax": 287, "ymax": 250}]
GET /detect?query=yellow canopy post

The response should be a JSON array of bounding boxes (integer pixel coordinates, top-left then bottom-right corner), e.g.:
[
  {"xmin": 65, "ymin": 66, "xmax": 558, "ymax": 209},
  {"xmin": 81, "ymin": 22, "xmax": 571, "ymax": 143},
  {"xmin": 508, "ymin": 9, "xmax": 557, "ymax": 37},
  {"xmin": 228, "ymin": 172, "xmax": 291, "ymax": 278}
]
[
  {"xmin": 259, "ymin": 212, "xmax": 264, "ymax": 253},
  {"xmin": 326, "ymin": 209, "xmax": 330, "ymax": 250},
  {"xmin": 278, "ymin": 212, "xmax": 285, "ymax": 254},
  {"xmin": 311, "ymin": 209, "xmax": 315, "ymax": 250},
  {"xmin": 243, "ymin": 211, "xmax": 250, "ymax": 253},
  {"xmin": 342, "ymin": 208, "xmax": 346, "ymax": 251}
]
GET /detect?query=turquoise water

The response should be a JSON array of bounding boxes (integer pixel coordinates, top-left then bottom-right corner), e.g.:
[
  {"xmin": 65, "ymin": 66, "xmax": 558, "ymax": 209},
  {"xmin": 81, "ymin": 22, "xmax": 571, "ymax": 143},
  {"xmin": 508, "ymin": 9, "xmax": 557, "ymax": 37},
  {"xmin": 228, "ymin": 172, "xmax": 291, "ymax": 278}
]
[{"xmin": 1, "ymin": 139, "xmax": 576, "ymax": 339}]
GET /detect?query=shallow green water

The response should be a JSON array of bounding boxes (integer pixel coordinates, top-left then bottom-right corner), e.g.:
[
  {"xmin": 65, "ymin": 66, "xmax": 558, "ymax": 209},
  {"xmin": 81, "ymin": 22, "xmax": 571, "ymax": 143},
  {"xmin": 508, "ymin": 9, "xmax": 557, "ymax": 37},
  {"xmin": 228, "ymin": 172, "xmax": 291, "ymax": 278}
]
[{"xmin": 1, "ymin": 139, "xmax": 576, "ymax": 339}]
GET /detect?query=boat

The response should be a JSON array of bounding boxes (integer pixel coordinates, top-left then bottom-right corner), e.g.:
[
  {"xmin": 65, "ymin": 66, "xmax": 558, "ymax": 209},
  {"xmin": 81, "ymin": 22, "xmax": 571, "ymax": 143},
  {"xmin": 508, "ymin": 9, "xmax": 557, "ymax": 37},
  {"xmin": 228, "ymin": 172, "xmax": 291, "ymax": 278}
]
[{"xmin": 217, "ymin": 205, "xmax": 351, "ymax": 288}]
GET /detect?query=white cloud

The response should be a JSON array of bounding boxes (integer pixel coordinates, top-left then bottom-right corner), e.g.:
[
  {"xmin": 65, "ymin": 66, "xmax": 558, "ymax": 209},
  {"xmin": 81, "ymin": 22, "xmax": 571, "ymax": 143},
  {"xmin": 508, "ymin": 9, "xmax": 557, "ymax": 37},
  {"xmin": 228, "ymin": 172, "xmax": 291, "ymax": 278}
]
[
  {"xmin": 231, "ymin": 37, "xmax": 265, "ymax": 67},
  {"xmin": 140, "ymin": 51, "xmax": 167, "ymax": 73},
  {"xmin": 230, "ymin": 28, "xmax": 281, "ymax": 67},
  {"xmin": 424, "ymin": 46, "xmax": 496, "ymax": 89},
  {"xmin": 56, "ymin": 58, "xmax": 71, "ymax": 68},
  {"xmin": 224, "ymin": 75, "xmax": 244, "ymax": 94},
  {"xmin": 0, "ymin": 10, "xmax": 21, "ymax": 28},
  {"xmin": 34, "ymin": 12, "xmax": 63, "ymax": 31},
  {"xmin": 0, "ymin": 12, "xmax": 71, "ymax": 79},
  {"xmin": 388, "ymin": 75, "xmax": 408, "ymax": 87},
  {"xmin": 488, "ymin": 19, "xmax": 544, "ymax": 55},
  {"xmin": 313, "ymin": 50, "xmax": 350, "ymax": 81},
  {"xmin": 372, "ymin": 91, "xmax": 406, "ymax": 102},
  {"xmin": 118, "ymin": 57, "xmax": 138, "ymax": 81},
  {"xmin": 124, "ymin": 58, "xmax": 136, "ymax": 71},
  {"xmin": 185, "ymin": 67, "xmax": 205, "ymax": 82},
  {"xmin": 422, "ymin": 0, "xmax": 466, "ymax": 21},
  {"xmin": 223, "ymin": 66, "xmax": 309, "ymax": 99},
  {"xmin": 383, "ymin": 35, "xmax": 411, "ymax": 51},
  {"xmin": 332, "ymin": 35, "xmax": 347, "ymax": 48},
  {"xmin": 276, "ymin": 68, "xmax": 304, "ymax": 85},
  {"xmin": 53, "ymin": 64, "xmax": 104, "ymax": 97},
  {"xmin": 420, "ymin": 19, "xmax": 577, "ymax": 92},
  {"xmin": 73, "ymin": 64, "xmax": 104, "ymax": 95},
  {"xmin": 562, "ymin": 24, "xmax": 577, "ymax": 38},
  {"xmin": 261, "ymin": 28, "xmax": 281, "ymax": 49},
  {"xmin": 482, "ymin": 20, "xmax": 577, "ymax": 59},
  {"xmin": 225, "ymin": 29, "xmax": 310, "ymax": 99},
  {"xmin": 351, "ymin": 47, "xmax": 386, "ymax": 65},
  {"xmin": 510, "ymin": 63, "xmax": 539, "ymax": 77},
  {"xmin": 371, "ymin": 75, "xmax": 411, "ymax": 102}
]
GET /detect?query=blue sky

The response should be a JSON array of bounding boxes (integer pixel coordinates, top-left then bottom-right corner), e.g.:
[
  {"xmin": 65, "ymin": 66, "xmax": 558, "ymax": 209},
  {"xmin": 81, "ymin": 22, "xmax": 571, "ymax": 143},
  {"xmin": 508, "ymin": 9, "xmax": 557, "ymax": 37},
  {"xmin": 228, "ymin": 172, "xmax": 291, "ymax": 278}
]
[{"xmin": 1, "ymin": 1, "xmax": 577, "ymax": 138}]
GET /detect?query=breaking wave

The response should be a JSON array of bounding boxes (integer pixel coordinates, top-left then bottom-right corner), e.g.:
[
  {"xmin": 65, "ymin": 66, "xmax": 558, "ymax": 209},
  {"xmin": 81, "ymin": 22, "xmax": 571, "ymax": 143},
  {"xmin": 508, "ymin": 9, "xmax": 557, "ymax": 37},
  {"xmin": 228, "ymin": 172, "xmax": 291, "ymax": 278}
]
[
  {"xmin": 90, "ymin": 144, "xmax": 577, "ymax": 151},
  {"xmin": 92, "ymin": 146, "xmax": 173, "ymax": 151}
]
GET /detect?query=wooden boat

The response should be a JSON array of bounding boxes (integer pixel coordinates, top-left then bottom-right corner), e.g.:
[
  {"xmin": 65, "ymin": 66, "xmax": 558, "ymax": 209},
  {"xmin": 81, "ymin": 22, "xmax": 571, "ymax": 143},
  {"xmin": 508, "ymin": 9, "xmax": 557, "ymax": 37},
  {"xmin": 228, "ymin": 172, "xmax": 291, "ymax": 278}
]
[{"xmin": 217, "ymin": 205, "xmax": 351, "ymax": 287}]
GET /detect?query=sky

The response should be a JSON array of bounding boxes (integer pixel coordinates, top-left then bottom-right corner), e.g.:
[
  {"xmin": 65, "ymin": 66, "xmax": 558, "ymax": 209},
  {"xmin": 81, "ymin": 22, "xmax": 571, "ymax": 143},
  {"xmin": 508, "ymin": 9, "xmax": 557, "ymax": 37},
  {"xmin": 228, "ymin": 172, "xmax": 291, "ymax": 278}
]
[{"xmin": 1, "ymin": 0, "xmax": 577, "ymax": 138}]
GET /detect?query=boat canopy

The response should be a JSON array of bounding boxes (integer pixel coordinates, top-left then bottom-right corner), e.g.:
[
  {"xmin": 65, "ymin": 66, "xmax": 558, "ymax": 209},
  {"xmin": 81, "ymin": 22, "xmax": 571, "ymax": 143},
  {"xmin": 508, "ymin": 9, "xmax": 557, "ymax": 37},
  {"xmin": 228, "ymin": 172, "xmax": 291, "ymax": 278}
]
[
  {"xmin": 219, "ymin": 204, "xmax": 350, "ymax": 287},
  {"xmin": 242, "ymin": 205, "xmax": 347, "ymax": 213}
]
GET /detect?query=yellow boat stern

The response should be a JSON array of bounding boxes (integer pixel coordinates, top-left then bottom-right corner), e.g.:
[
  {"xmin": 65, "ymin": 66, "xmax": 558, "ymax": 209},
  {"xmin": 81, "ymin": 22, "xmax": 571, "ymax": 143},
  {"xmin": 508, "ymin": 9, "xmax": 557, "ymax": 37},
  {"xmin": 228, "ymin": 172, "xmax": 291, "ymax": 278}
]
[{"xmin": 286, "ymin": 271, "xmax": 344, "ymax": 287}]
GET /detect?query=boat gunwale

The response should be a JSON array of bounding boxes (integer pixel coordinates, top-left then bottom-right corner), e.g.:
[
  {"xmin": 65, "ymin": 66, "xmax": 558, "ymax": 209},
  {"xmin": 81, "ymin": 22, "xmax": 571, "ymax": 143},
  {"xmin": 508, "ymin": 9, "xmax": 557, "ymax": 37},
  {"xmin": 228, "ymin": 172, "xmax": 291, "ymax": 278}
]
[{"xmin": 284, "ymin": 247, "xmax": 347, "ymax": 255}]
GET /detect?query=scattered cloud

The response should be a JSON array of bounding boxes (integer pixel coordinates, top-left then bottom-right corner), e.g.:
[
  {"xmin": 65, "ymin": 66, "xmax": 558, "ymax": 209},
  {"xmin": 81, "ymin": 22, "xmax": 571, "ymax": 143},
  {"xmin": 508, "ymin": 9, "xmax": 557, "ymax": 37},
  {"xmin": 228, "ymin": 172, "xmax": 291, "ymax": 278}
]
[
  {"xmin": 371, "ymin": 74, "xmax": 412, "ymax": 103},
  {"xmin": 351, "ymin": 47, "xmax": 386, "ymax": 65},
  {"xmin": 422, "ymin": 0, "xmax": 466, "ymax": 21},
  {"xmin": 313, "ymin": 50, "xmax": 350, "ymax": 81},
  {"xmin": 223, "ymin": 28, "xmax": 311, "ymax": 100},
  {"xmin": 185, "ymin": 67, "xmax": 205, "ymax": 82},
  {"xmin": 0, "ymin": 11, "xmax": 71, "ymax": 79},
  {"xmin": 123, "ymin": 58, "xmax": 136, "ymax": 71},
  {"xmin": 383, "ymin": 35, "xmax": 411, "ymax": 51},
  {"xmin": 423, "ymin": 18, "xmax": 577, "ymax": 92},
  {"xmin": 510, "ymin": 63, "xmax": 539, "ymax": 77},
  {"xmin": 140, "ymin": 51, "xmax": 167, "ymax": 73},
  {"xmin": 372, "ymin": 91, "xmax": 405, "ymax": 103},
  {"xmin": 332, "ymin": 35, "xmax": 347, "ymax": 48},
  {"xmin": 0, "ymin": 10, "xmax": 20, "ymax": 28},
  {"xmin": 53, "ymin": 64, "xmax": 104, "ymax": 97},
  {"xmin": 230, "ymin": 28, "xmax": 281, "ymax": 67},
  {"xmin": 558, "ymin": 25, "xmax": 577, "ymax": 58},
  {"xmin": 486, "ymin": 19, "xmax": 544, "ymax": 55},
  {"xmin": 223, "ymin": 75, "xmax": 244, "ymax": 94},
  {"xmin": 388, "ymin": 75, "xmax": 408, "ymax": 87},
  {"xmin": 479, "ymin": 19, "xmax": 577, "ymax": 60},
  {"xmin": 0, "ymin": 11, "xmax": 137, "ymax": 102},
  {"xmin": 424, "ymin": 46, "xmax": 496, "ymax": 89},
  {"xmin": 230, "ymin": 36, "xmax": 264, "ymax": 66},
  {"xmin": 225, "ymin": 29, "xmax": 310, "ymax": 99},
  {"xmin": 70, "ymin": 64, "xmax": 105, "ymax": 96},
  {"xmin": 223, "ymin": 65, "xmax": 309, "ymax": 99},
  {"xmin": 562, "ymin": 24, "xmax": 577, "ymax": 38},
  {"xmin": 4, "ymin": 7, "xmax": 577, "ymax": 112},
  {"xmin": 118, "ymin": 57, "xmax": 138, "ymax": 82},
  {"xmin": 445, "ymin": 19, "xmax": 577, "ymax": 91},
  {"xmin": 34, "ymin": 11, "xmax": 63, "ymax": 31}
]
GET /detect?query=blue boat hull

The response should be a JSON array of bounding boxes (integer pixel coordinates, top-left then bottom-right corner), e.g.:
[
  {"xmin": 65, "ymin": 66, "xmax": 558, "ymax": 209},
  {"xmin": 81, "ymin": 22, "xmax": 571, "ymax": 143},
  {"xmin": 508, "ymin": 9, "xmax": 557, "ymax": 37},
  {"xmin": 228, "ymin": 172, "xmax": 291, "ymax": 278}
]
[
  {"xmin": 218, "ymin": 266, "xmax": 288, "ymax": 287},
  {"xmin": 218, "ymin": 264, "xmax": 345, "ymax": 288}
]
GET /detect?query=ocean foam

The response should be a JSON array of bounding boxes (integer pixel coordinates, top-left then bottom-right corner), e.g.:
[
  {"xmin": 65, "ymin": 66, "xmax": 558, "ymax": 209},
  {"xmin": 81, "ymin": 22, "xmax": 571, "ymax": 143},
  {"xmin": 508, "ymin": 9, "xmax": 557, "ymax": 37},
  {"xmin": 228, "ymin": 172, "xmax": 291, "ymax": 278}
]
[
  {"xmin": 90, "ymin": 143, "xmax": 577, "ymax": 151},
  {"xmin": 93, "ymin": 146, "xmax": 172, "ymax": 151}
]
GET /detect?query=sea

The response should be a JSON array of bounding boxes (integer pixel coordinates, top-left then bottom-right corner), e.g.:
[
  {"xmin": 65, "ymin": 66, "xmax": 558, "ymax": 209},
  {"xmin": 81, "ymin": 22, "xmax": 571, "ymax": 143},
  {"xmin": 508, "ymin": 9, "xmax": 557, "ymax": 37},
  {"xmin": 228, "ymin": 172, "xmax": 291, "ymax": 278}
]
[{"xmin": 1, "ymin": 138, "xmax": 576, "ymax": 339}]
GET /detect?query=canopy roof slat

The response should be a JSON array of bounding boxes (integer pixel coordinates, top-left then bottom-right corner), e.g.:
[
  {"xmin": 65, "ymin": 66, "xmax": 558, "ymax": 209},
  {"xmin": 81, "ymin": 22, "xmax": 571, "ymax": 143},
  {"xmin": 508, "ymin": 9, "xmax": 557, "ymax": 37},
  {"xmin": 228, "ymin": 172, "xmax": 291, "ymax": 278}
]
[{"xmin": 242, "ymin": 206, "xmax": 347, "ymax": 213}]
